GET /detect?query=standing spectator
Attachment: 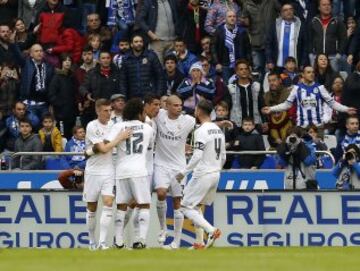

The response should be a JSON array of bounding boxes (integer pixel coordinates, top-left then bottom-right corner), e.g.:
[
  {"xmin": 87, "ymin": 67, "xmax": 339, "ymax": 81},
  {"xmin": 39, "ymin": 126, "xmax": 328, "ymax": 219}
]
[
  {"xmin": 5, "ymin": 101, "xmax": 40, "ymax": 151},
  {"xmin": 87, "ymin": 33, "xmax": 102, "ymax": 62},
  {"xmin": 136, "ymin": 0, "xmax": 180, "ymax": 64},
  {"xmin": 112, "ymin": 38, "xmax": 130, "ymax": 70},
  {"xmin": 62, "ymin": 125, "xmax": 86, "ymax": 169},
  {"xmin": 48, "ymin": 53, "xmax": 77, "ymax": 139},
  {"xmin": 80, "ymin": 50, "xmax": 121, "ymax": 100},
  {"xmin": 241, "ymin": 0, "xmax": 280, "ymax": 77},
  {"xmin": 78, "ymin": 0, "xmax": 97, "ymax": 34},
  {"xmin": 176, "ymin": 62, "xmax": 215, "ymax": 115},
  {"xmin": 342, "ymin": 60, "xmax": 360, "ymax": 121},
  {"xmin": 287, "ymin": 0, "xmax": 317, "ymax": 23},
  {"xmin": 233, "ymin": 117, "xmax": 265, "ymax": 169},
  {"xmin": 264, "ymin": 72, "xmax": 293, "ymax": 147},
  {"xmin": 9, "ymin": 43, "xmax": 54, "ymax": 120},
  {"xmin": 265, "ymin": 2, "xmax": 307, "ymax": 69},
  {"xmin": 38, "ymin": 113, "xmax": 63, "ymax": 152},
  {"xmin": 204, "ymin": 0, "xmax": 241, "ymax": 37},
  {"xmin": 280, "ymin": 57, "xmax": 301, "ymax": 88},
  {"xmin": 347, "ymin": 17, "xmax": 360, "ymax": 66},
  {"xmin": 314, "ymin": 53, "xmax": 339, "ymax": 91},
  {"xmin": 85, "ymin": 13, "xmax": 112, "ymax": 50},
  {"xmin": 308, "ymin": 0, "xmax": 347, "ymax": 72},
  {"xmin": 110, "ymin": 94, "xmax": 126, "ymax": 123},
  {"xmin": 0, "ymin": 63, "xmax": 19, "ymax": 118},
  {"xmin": 18, "ymin": 0, "xmax": 45, "ymax": 29},
  {"xmin": 119, "ymin": 34, "xmax": 165, "ymax": 99},
  {"xmin": 11, "ymin": 18, "xmax": 37, "ymax": 52},
  {"xmin": 13, "ymin": 118, "xmax": 43, "ymax": 170},
  {"xmin": 173, "ymin": 38, "xmax": 198, "ymax": 76},
  {"xmin": 179, "ymin": 0, "xmax": 207, "ymax": 54},
  {"xmin": 164, "ymin": 54, "xmax": 185, "ymax": 95},
  {"xmin": 225, "ymin": 59, "xmax": 266, "ymax": 131},
  {"xmin": 335, "ymin": 116, "xmax": 360, "ymax": 161},
  {"xmin": 213, "ymin": 10, "xmax": 251, "ymax": 84},
  {"xmin": 0, "ymin": 0, "xmax": 18, "ymax": 25},
  {"xmin": 200, "ymin": 36, "xmax": 216, "ymax": 65},
  {"xmin": 0, "ymin": 23, "xmax": 16, "ymax": 66}
]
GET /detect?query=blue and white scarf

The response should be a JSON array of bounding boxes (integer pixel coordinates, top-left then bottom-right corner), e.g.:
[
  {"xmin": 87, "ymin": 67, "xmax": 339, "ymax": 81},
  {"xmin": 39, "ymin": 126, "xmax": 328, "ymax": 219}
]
[
  {"xmin": 70, "ymin": 137, "xmax": 86, "ymax": 162},
  {"xmin": 224, "ymin": 24, "xmax": 238, "ymax": 68}
]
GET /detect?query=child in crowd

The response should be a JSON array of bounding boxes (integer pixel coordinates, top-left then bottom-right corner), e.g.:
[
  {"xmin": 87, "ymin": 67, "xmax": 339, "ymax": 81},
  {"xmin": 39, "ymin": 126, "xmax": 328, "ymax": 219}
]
[
  {"xmin": 38, "ymin": 113, "xmax": 63, "ymax": 152},
  {"xmin": 63, "ymin": 125, "xmax": 86, "ymax": 169},
  {"xmin": 306, "ymin": 125, "xmax": 331, "ymax": 168},
  {"xmin": 214, "ymin": 101, "xmax": 239, "ymax": 168},
  {"xmin": 87, "ymin": 33, "xmax": 102, "ymax": 62}
]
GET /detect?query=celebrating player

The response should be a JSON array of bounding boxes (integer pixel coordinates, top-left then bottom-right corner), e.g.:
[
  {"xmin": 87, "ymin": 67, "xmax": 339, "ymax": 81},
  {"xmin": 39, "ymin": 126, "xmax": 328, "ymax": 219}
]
[
  {"xmin": 107, "ymin": 98, "xmax": 154, "ymax": 249},
  {"xmin": 83, "ymin": 99, "xmax": 132, "ymax": 250},
  {"xmin": 175, "ymin": 100, "xmax": 226, "ymax": 249}
]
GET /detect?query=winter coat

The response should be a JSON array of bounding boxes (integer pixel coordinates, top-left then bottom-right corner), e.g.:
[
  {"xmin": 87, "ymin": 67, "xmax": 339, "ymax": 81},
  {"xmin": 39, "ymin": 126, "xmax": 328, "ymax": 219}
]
[
  {"xmin": 165, "ymin": 69, "xmax": 185, "ymax": 95},
  {"xmin": 38, "ymin": 127, "xmax": 63, "ymax": 152},
  {"xmin": 120, "ymin": 50, "xmax": 165, "ymax": 98},
  {"xmin": 48, "ymin": 69, "xmax": 77, "ymax": 120},
  {"xmin": 80, "ymin": 64, "xmax": 121, "ymax": 100},
  {"xmin": 176, "ymin": 50, "xmax": 198, "ymax": 76},
  {"xmin": 342, "ymin": 72, "xmax": 360, "ymax": 120},
  {"xmin": 213, "ymin": 23, "xmax": 251, "ymax": 67},
  {"xmin": 333, "ymin": 160, "xmax": 360, "ymax": 190},
  {"xmin": 308, "ymin": 15, "xmax": 347, "ymax": 55},
  {"xmin": 18, "ymin": 0, "xmax": 45, "ymax": 29},
  {"xmin": 0, "ymin": 0, "xmax": 17, "ymax": 25},
  {"xmin": 52, "ymin": 28, "xmax": 85, "ymax": 64},
  {"xmin": 5, "ymin": 111, "xmax": 40, "ymax": 139},
  {"xmin": 13, "ymin": 134, "xmax": 43, "ymax": 170}
]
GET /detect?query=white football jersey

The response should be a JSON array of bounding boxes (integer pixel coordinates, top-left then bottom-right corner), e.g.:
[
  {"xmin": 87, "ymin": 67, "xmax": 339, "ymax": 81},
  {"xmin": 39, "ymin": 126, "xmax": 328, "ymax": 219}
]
[
  {"xmin": 154, "ymin": 109, "xmax": 195, "ymax": 170},
  {"xmin": 145, "ymin": 116, "xmax": 157, "ymax": 176},
  {"xmin": 107, "ymin": 120, "xmax": 154, "ymax": 179},
  {"xmin": 85, "ymin": 119, "xmax": 114, "ymax": 175},
  {"xmin": 192, "ymin": 122, "xmax": 226, "ymax": 178}
]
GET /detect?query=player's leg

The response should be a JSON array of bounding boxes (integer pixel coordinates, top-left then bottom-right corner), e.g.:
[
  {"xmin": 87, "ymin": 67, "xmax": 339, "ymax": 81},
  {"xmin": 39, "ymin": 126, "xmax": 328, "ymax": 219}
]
[
  {"xmin": 130, "ymin": 177, "xmax": 152, "ymax": 249},
  {"xmin": 189, "ymin": 205, "xmax": 205, "ymax": 250},
  {"xmin": 83, "ymin": 173, "xmax": 101, "ymax": 250},
  {"xmin": 114, "ymin": 179, "xmax": 131, "ymax": 248}
]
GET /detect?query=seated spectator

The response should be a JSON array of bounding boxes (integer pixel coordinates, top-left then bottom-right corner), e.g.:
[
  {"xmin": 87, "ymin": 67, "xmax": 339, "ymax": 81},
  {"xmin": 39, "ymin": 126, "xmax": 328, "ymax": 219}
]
[
  {"xmin": 112, "ymin": 38, "xmax": 130, "ymax": 70},
  {"xmin": 164, "ymin": 54, "xmax": 185, "ymax": 95},
  {"xmin": 176, "ymin": 62, "xmax": 215, "ymax": 115},
  {"xmin": 48, "ymin": 53, "xmax": 77, "ymax": 139},
  {"xmin": 335, "ymin": 116, "xmax": 360, "ymax": 161},
  {"xmin": 13, "ymin": 118, "xmax": 43, "ymax": 170},
  {"xmin": 5, "ymin": 101, "xmax": 40, "ymax": 151},
  {"xmin": 213, "ymin": 10, "xmax": 251, "ymax": 84},
  {"xmin": 264, "ymin": 72, "xmax": 293, "ymax": 147},
  {"xmin": 314, "ymin": 53, "xmax": 339, "ymax": 91},
  {"xmin": 85, "ymin": 13, "xmax": 112, "ymax": 50},
  {"xmin": 333, "ymin": 144, "xmax": 360, "ymax": 190},
  {"xmin": 200, "ymin": 36, "xmax": 216, "ymax": 65},
  {"xmin": 63, "ymin": 125, "xmax": 86, "ymax": 169},
  {"xmin": 9, "ymin": 43, "xmax": 54, "ymax": 120},
  {"xmin": 38, "ymin": 113, "xmax": 63, "ymax": 152},
  {"xmin": 87, "ymin": 33, "xmax": 101, "ymax": 62},
  {"xmin": 214, "ymin": 101, "xmax": 239, "ymax": 169},
  {"xmin": 233, "ymin": 117, "xmax": 265, "ymax": 169},
  {"xmin": 306, "ymin": 124, "xmax": 331, "ymax": 168},
  {"xmin": 173, "ymin": 38, "xmax": 198, "ymax": 76}
]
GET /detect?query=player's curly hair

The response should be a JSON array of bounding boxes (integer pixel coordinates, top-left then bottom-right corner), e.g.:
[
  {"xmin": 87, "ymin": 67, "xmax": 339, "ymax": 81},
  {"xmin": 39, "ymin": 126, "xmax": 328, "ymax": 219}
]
[{"xmin": 123, "ymin": 98, "xmax": 144, "ymax": 121}]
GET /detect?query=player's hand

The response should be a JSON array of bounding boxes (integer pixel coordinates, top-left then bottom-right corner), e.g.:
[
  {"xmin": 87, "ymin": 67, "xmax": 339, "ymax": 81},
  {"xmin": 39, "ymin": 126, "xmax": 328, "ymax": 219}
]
[
  {"xmin": 261, "ymin": 107, "xmax": 271, "ymax": 115},
  {"xmin": 119, "ymin": 128, "xmax": 132, "ymax": 140},
  {"xmin": 175, "ymin": 173, "xmax": 184, "ymax": 183},
  {"xmin": 347, "ymin": 107, "xmax": 357, "ymax": 115},
  {"xmin": 185, "ymin": 144, "xmax": 193, "ymax": 155}
]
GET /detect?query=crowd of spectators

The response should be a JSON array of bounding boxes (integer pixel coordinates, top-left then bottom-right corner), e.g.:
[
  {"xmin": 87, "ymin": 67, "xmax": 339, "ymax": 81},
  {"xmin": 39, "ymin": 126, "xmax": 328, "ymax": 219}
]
[{"xmin": 0, "ymin": 0, "xmax": 360, "ymax": 173}]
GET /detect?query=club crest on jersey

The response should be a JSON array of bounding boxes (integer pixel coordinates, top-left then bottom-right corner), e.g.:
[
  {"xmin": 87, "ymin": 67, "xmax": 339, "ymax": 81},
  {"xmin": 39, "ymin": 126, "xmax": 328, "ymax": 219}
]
[
  {"xmin": 313, "ymin": 88, "xmax": 319, "ymax": 94},
  {"xmin": 142, "ymin": 58, "xmax": 148, "ymax": 64},
  {"xmin": 95, "ymin": 129, "xmax": 103, "ymax": 136}
]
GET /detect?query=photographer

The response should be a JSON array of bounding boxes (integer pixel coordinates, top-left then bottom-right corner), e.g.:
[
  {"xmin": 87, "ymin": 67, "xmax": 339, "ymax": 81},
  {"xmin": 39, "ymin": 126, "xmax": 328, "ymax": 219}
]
[
  {"xmin": 333, "ymin": 144, "xmax": 360, "ymax": 190},
  {"xmin": 58, "ymin": 168, "xmax": 84, "ymax": 190},
  {"xmin": 277, "ymin": 127, "xmax": 317, "ymax": 190}
]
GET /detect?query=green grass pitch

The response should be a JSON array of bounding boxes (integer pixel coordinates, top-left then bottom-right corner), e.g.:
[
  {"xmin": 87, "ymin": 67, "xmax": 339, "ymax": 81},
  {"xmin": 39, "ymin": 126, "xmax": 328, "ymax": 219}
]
[{"xmin": 0, "ymin": 247, "xmax": 359, "ymax": 271}]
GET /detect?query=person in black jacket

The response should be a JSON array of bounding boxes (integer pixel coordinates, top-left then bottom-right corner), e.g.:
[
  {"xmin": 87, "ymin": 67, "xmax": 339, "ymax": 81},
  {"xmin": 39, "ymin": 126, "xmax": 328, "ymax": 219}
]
[
  {"xmin": 213, "ymin": 10, "xmax": 251, "ymax": 84},
  {"xmin": 120, "ymin": 34, "xmax": 165, "ymax": 99},
  {"xmin": 48, "ymin": 53, "xmax": 77, "ymax": 139},
  {"xmin": 342, "ymin": 61, "xmax": 360, "ymax": 121},
  {"xmin": 233, "ymin": 117, "xmax": 266, "ymax": 169},
  {"xmin": 164, "ymin": 54, "xmax": 185, "ymax": 95},
  {"xmin": 80, "ymin": 50, "xmax": 121, "ymax": 101}
]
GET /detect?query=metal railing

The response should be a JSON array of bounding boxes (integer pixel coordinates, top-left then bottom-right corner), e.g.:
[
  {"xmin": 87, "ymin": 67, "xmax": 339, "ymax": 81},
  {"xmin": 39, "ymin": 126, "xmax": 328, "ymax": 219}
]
[{"xmin": 3, "ymin": 150, "xmax": 336, "ymax": 171}]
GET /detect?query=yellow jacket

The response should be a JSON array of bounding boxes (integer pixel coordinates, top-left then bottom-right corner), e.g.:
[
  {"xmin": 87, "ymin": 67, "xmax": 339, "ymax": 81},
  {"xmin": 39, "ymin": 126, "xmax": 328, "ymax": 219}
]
[{"xmin": 38, "ymin": 127, "xmax": 63, "ymax": 152}]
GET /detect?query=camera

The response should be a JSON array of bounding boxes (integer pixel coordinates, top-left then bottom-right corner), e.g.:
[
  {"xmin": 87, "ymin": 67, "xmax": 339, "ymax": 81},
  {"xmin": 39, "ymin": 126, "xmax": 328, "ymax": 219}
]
[
  {"xmin": 286, "ymin": 134, "xmax": 301, "ymax": 153},
  {"xmin": 345, "ymin": 151, "xmax": 357, "ymax": 162}
]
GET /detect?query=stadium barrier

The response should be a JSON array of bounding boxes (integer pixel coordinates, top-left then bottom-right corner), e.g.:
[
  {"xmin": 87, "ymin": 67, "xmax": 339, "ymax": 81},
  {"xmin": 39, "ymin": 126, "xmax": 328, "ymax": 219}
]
[{"xmin": 1, "ymin": 190, "xmax": 360, "ymax": 248}]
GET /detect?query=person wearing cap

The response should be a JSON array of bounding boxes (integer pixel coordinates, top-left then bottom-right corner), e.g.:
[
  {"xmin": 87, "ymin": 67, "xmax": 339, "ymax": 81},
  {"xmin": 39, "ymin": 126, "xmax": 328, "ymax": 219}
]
[
  {"xmin": 176, "ymin": 62, "xmax": 215, "ymax": 115},
  {"xmin": 110, "ymin": 94, "xmax": 126, "ymax": 124}
]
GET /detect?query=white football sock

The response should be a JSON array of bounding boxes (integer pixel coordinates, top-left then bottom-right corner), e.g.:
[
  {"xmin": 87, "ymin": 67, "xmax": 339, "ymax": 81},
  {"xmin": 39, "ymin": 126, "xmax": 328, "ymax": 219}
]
[
  {"xmin": 182, "ymin": 207, "xmax": 215, "ymax": 234},
  {"xmin": 99, "ymin": 206, "xmax": 113, "ymax": 245},
  {"xmin": 173, "ymin": 209, "xmax": 184, "ymax": 247},
  {"xmin": 132, "ymin": 207, "xmax": 140, "ymax": 243},
  {"xmin": 86, "ymin": 209, "xmax": 96, "ymax": 245},
  {"xmin": 156, "ymin": 200, "xmax": 167, "ymax": 231},
  {"xmin": 194, "ymin": 207, "xmax": 204, "ymax": 244},
  {"xmin": 138, "ymin": 208, "xmax": 150, "ymax": 242},
  {"xmin": 114, "ymin": 209, "xmax": 127, "ymax": 246},
  {"xmin": 124, "ymin": 207, "xmax": 134, "ymax": 228}
]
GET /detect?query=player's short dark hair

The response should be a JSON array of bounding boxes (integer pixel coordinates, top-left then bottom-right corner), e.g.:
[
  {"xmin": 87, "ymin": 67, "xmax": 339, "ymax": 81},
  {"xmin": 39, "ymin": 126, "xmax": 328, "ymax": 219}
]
[
  {"xmin": 95, "ymin": 99, "xmax": 111, "ymax": 109},
  {"xmin": 19, "ymin": 118, "xmax": 33, "ymax": 128},
  {"xmin": 196, "ymin": 100, "xmax": 213, "ymax": 116},
  {"xmin": 42, "ymin": 113, "xmax": 55, "ymax": 122},
  {"xmin": 123, "ymin": 98, "xmax": 144, "ymax": 121},
  {"xmin": 144, "ymin": 94, "xmax": 161, "ymax": 105},
  {"xmin": 242, "ymin": 117, "xmax": 255, "ymax": 124}
]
